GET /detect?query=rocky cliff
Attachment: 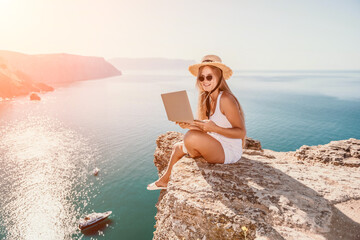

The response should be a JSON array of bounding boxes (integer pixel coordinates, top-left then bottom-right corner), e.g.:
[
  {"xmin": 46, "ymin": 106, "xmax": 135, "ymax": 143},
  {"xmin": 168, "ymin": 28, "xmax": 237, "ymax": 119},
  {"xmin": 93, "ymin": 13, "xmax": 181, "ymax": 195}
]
[
  {"xmin": 151, "ymin": 132, "xmax": 360, "ymax": 240},
  {"xmin": 0, "ymin": 61, "xmax": 54, "ymax": 99},
  {"xmin": 0, "ymin": 50, "xmax": 121, "ymax": 84}
]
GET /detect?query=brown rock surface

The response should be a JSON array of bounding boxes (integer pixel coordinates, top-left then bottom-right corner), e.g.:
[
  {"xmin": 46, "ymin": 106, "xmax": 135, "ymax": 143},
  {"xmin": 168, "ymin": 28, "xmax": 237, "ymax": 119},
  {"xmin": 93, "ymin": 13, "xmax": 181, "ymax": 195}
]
[
  {"xmin": 294, "ymin": 138, "xmax": 360, "ymax": 167},
  {"xmin": 151, "ymin": 132, "xmax": 360, "ymax": 240}
]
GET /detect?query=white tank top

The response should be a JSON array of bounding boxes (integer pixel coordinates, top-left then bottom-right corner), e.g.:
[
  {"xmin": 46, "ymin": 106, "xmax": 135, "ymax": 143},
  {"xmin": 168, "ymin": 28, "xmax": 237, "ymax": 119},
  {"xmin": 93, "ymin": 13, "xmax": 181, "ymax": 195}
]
[
  {"xmin": 208, "ymin": 91, "xmax": 243, "ymax": 148},
  {"xmin": 209, "ymin": 91, "xmax": 232, "ymax": 128}
]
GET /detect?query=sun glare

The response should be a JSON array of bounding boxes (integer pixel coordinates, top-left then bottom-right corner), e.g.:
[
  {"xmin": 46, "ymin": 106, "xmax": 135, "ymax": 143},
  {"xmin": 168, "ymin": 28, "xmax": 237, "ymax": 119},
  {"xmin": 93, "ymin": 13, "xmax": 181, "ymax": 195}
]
[
  {"xmin": 0, "ymin": 0, "xmax": 13, "ymax": 15},
  {"xmin": 0, "ymin": 0, "xmax": 11, "ymax": 5}
]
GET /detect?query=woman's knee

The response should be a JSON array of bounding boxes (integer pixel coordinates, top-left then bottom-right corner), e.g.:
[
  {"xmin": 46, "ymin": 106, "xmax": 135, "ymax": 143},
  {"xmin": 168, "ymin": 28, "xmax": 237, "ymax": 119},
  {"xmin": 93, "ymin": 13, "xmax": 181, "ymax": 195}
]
[
  {"xmin": 184, "ymin": 130, "xmax": 202, "ymax": 146},
  {"xmin": 173, "ymin": 142, "xmax": 185, "ymax": 155},
  {"xmin": 183, "ymin": 131, "xmax": 203, "ymax": 158}
]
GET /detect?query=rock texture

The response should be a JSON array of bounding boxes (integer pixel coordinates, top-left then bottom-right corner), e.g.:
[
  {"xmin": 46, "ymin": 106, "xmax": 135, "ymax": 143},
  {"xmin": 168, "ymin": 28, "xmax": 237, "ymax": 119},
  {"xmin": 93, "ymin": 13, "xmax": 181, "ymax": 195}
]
[
  {"xmin": 294, "ymin": 138, "xmax": 360, "ymax": 167},
  {"xmin": 152, "ymin": 132, "xmax": 360, "ymax": 240}
]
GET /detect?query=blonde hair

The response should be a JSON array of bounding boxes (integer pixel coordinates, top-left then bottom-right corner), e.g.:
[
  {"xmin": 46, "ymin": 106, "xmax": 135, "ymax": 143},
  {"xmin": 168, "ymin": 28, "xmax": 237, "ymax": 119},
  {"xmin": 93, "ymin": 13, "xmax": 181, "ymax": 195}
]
[{"xmin": 195, "ymin": 65, "xmax": 246, "ymax": 149}]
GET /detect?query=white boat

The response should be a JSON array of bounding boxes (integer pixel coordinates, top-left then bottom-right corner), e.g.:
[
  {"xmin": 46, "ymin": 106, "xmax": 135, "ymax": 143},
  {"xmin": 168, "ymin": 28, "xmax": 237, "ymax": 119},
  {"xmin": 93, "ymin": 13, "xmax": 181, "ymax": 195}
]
[
  {"xmin": 79, "ymin": 211, "xmax": 112, "ymax": 230},
  {"xmin": 93, "ymin": 167, "xmax": 100, "ymax": 176}
]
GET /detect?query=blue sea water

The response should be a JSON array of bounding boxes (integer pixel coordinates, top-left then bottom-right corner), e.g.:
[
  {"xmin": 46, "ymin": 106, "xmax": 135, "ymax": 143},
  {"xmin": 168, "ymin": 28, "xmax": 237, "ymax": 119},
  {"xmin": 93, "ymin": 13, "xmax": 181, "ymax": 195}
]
[{"xmin": 0, "ymin": 70, "xmax": 359, "ymax": 239}]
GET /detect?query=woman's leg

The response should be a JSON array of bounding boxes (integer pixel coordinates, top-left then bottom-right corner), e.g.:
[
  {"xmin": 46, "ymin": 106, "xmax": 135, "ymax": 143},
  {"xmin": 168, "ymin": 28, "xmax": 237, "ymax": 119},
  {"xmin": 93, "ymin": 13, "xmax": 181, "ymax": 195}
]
[
  {"xmin": 148, "ymin": 142, "xmax": 186, "ymax": 188},
  {"xmin": 183, "ymin": 130, "xmax": 225, "ymax": 164},
  {"xmin": 147, "ymin": 130, "xmax": 225, "ymax": 188}
]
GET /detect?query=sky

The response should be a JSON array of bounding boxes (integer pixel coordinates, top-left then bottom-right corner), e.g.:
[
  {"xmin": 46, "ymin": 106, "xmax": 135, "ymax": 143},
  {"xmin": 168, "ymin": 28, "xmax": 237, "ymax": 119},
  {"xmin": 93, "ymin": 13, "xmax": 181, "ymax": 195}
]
[{"xmin": 0, "ymin": 0, "xmax": 359, "ymax": 70}]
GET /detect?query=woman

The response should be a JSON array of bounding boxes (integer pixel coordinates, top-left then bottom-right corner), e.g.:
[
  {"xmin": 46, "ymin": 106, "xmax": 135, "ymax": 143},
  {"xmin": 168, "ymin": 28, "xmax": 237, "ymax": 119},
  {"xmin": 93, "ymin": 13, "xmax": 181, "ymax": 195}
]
[{"xmin": 147, "ymin": 55, "xmax": 246, "ymax": 190}]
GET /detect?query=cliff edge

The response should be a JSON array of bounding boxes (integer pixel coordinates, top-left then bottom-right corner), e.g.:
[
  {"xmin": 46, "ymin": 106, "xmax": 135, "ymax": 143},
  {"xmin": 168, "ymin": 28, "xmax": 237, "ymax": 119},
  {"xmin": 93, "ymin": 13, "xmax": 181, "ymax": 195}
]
[{"xmin": 151, "ymin": 132, "xmax": 360, "ymax": 240}]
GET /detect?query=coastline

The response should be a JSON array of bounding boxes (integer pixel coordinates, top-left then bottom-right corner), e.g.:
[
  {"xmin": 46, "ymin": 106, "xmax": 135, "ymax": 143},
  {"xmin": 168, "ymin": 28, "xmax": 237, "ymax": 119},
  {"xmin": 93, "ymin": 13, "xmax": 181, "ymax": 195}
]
[{"xmin": 0, "ymin": 50, "xmax": 122, "ymax": 100}]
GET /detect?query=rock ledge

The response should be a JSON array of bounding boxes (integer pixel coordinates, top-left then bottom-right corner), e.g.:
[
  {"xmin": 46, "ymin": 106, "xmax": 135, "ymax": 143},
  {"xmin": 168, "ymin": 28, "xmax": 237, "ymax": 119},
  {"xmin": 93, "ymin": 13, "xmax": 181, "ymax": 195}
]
[{"xmin": 152, "ymin": 132, "xmax": 360, "ymax": 240}]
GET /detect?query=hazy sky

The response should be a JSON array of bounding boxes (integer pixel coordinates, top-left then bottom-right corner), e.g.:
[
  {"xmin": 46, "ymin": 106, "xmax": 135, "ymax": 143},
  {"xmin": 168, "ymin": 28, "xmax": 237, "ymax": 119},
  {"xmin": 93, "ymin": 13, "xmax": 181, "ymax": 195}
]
[{"xmin": 0, "ymin": 0, "xmax": 359, "ymax": 70}]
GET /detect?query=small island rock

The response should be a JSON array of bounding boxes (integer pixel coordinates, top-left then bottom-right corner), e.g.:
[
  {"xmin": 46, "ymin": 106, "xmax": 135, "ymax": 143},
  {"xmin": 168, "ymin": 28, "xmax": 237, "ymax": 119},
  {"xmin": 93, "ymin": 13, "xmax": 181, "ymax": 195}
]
[{"xmin": 30, "ymin": 93, "xmax": 41, "ymax": 101}]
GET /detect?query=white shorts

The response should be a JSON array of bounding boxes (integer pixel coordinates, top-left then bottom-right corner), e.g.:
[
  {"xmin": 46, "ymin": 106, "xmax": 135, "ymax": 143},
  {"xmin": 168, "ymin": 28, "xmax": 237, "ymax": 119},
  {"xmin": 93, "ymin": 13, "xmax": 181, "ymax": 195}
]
[
  {"xmin": 180, "ymin": 133, "xmax": 243, "ymax": 164},
  {"xmin": 207, "ymin": 132, "xmax": 243, "ymax": 164}
]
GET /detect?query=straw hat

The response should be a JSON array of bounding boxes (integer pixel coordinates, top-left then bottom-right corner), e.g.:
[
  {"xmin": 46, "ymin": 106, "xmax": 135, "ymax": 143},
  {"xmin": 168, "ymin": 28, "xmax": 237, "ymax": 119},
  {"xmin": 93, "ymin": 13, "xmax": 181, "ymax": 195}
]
[{"xmin": 188, "ymin": 55, "xmax": 233, "ymax": 80}]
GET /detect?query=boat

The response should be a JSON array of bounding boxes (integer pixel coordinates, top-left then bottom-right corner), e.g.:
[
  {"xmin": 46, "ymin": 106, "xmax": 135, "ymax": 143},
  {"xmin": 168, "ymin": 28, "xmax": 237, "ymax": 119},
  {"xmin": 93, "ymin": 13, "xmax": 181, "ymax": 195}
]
[
  {"xmin": 93, "ymin": 167, "xmax": 100, "ymax": 176},
  {"xmin": 79, "ymin": 211, "xmax": 112, "ymax": 230}
]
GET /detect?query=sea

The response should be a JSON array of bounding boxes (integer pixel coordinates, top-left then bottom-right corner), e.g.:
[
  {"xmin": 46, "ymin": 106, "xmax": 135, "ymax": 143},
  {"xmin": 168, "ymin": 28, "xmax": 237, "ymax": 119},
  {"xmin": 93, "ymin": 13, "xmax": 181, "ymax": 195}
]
[{"xmin": 0, "ymin": 70, "xmax": 359, "ymax": 239}]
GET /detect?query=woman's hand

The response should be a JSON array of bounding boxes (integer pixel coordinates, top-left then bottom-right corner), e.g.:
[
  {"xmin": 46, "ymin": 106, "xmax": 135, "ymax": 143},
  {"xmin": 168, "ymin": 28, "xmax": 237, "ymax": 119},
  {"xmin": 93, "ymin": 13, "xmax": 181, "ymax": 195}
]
[
  {"xmin": 176, "ymin": 122, "xmax": 203, "ymax": 131},
  {"xmin": 192, "ymin": 120, "xmax": 218, "ymax": 133},
  {"xmin": 176, "ymin": 122, "xmax": 190, "ymax": 129}
]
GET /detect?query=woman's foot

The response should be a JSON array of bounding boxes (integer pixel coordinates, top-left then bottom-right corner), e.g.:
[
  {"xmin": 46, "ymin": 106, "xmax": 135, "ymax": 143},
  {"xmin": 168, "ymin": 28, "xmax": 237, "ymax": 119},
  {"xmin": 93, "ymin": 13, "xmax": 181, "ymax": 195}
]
[
  {"xmin": 147, "ymin": 178, "xmax": 169, "ymax": 190},
  {"xmin": 153, "ymin": 179, "xmax": 168, "ymax": 188},
  {"xmin": 147, "ymin": 178, "xmax": 168, "ymax": 189}
]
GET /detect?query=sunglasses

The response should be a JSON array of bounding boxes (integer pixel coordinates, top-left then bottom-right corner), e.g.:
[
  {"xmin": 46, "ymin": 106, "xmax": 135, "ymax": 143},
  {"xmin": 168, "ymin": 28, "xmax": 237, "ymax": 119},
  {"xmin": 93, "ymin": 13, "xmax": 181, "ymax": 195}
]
[{"xmin": 198, "ymin": 74, "xmax": 214, "ymax": 82}]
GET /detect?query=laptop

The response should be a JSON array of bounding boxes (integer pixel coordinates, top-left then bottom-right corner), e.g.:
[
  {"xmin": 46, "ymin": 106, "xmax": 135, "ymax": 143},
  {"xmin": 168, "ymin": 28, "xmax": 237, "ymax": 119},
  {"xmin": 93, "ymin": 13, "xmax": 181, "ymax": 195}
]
[{"xmin": 161, "ymin": 90, "xmax": 205, "ymax": 123}]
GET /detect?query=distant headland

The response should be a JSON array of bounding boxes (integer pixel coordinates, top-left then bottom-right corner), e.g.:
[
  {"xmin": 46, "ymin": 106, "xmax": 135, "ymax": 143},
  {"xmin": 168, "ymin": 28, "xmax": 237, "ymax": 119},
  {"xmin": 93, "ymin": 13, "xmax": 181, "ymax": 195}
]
[{"xmin": 0, "ymin": 50, "xmax": 121, "ymax": 100}]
